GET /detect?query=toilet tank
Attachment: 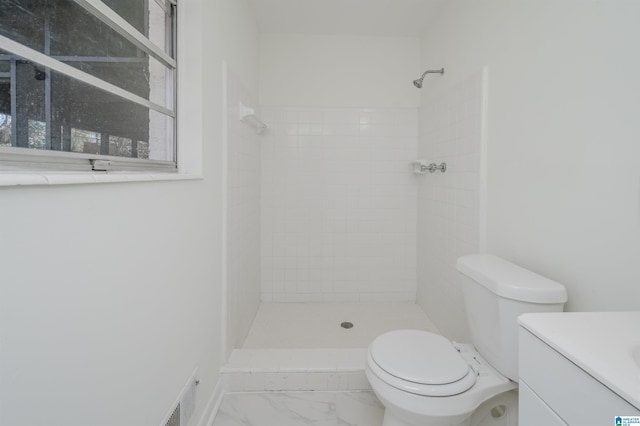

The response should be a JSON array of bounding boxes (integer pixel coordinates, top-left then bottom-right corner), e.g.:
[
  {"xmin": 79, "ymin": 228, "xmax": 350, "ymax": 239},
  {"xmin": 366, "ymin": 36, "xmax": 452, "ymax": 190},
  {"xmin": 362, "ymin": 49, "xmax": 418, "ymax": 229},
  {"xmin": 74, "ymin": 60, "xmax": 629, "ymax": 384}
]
[{"xmin": 456, "ymin": 254, "xmax": 567, "ymax": 382}]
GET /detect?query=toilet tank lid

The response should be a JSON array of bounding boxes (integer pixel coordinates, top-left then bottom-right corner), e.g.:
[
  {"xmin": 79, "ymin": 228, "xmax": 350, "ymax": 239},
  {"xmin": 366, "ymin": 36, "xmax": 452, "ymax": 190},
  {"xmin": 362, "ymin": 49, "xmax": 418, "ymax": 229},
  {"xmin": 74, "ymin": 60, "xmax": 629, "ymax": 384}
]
[{"xmin": 456, "ymin": 254, "xmax": 568, "ymax": 304}]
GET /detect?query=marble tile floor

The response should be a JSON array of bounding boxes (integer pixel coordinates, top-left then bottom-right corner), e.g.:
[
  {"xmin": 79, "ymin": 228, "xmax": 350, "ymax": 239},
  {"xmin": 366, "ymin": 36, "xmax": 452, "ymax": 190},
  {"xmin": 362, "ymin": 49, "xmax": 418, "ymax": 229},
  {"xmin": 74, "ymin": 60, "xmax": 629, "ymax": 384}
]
[{"xmin": 211, "ymin": 391, "xmax": 384, "ymax": 426}]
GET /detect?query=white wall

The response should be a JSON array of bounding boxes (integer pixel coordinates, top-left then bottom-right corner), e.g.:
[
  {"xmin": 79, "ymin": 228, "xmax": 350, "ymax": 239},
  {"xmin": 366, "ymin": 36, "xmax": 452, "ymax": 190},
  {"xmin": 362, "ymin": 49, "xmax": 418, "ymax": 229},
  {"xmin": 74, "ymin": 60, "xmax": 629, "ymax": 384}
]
[
  {"xmin": 259, "ymin": 34, "xmax": 421, "ymax": 302},
  {"xmin": 224, "ymin": 65, "xmax": 261, "ymax": 356},
  {"xmin": 419, "ymin": 0, "xmax": 640, "ymax": 337},
  {"xmin": 259, "ymin": 34, "xmax": 421, "ymax": 108},
  {"xmin": 211, "ymin": 0, "xmax": 260, "ymax": 360},
  {"xmin": 417, "ymin": 71, "xmax": 484, "ymax": 342},
  {"xmin": 260, "ymin": 106, "xmax": 418, "ymax": 302},
  {"xmin": 0, "ymin": 0, "xmax": 259, "ymax": 425}
]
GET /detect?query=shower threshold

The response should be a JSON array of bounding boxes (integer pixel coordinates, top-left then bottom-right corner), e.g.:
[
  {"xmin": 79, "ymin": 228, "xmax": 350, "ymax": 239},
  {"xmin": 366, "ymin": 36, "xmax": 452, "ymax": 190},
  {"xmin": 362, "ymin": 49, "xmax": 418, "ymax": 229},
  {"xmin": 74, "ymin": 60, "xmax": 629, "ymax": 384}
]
[{"xmin": 221, "ymin": 302, "xmax": 438, "ymax": 392}]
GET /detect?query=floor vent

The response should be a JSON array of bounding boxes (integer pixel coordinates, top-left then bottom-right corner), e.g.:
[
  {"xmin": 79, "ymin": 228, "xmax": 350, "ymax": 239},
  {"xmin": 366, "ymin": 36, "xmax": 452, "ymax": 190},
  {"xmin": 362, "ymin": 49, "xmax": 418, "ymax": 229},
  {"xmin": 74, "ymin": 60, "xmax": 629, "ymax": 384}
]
[
  {"xmin": 165, "ymin": 404, "xmax": 180, "ymax": 426},
  {"xmin": 160, "ymin": 369, "xmax": 198, "ymax": 426}
]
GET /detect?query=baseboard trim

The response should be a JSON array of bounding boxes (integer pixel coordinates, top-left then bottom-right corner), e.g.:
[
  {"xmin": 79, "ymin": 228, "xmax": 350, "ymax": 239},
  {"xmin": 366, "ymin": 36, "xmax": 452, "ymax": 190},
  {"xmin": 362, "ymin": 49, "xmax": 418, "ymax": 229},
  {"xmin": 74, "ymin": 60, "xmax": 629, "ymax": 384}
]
[{"xmin": 196, "ymin": 378, "xmax": 224, "ymax": 426}]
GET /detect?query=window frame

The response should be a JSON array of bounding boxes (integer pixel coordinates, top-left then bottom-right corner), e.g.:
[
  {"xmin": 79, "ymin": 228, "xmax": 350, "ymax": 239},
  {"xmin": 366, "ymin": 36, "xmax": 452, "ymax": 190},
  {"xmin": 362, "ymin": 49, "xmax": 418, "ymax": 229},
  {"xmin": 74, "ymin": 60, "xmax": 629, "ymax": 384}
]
[{"xmin": 0, "ymin": 0, "xmax": 179, "ymax": 175}]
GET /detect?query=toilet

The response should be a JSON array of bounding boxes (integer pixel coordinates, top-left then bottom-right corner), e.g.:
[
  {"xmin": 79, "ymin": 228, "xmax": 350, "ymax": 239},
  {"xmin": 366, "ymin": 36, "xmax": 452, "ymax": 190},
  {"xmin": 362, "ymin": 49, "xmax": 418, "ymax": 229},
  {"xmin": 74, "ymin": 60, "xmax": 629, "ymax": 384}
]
[{"xmin": 365, "ymin": 254, "xmax": 568, "ymax": 426}]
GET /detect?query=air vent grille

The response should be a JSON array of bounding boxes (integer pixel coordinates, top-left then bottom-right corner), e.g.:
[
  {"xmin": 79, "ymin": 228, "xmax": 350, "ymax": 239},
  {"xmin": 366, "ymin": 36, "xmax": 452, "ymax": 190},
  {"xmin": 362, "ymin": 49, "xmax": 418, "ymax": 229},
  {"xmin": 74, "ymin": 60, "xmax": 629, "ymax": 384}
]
[{"xmin": 165, "ymin": 403, "xmax": 180, "ymax": 426}]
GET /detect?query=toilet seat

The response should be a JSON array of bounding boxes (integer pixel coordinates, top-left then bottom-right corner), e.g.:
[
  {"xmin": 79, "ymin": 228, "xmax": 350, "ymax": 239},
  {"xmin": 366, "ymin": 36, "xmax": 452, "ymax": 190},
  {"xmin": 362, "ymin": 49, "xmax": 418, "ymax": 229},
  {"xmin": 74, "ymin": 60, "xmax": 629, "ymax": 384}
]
[{"xmin": 368, "ymin": 329, "xmax": 477, "ymax": 397}]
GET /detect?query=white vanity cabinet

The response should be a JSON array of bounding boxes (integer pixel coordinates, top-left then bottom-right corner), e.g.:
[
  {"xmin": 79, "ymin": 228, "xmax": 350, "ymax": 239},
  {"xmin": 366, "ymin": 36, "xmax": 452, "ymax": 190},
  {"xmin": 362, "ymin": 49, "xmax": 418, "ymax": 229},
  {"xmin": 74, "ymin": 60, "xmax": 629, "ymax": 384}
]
[{"xmin": 518, "ymin": 312, "xmax": 640, "ymax": 425}]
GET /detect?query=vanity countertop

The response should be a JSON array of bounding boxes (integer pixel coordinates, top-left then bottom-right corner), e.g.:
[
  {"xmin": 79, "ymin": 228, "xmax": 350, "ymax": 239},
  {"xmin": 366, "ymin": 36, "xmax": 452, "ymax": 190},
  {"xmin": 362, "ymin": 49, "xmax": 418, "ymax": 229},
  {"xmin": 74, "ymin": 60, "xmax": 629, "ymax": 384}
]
[{"xmin": 518, "ymin": 311, "xmax": 640, "ymax": 410}]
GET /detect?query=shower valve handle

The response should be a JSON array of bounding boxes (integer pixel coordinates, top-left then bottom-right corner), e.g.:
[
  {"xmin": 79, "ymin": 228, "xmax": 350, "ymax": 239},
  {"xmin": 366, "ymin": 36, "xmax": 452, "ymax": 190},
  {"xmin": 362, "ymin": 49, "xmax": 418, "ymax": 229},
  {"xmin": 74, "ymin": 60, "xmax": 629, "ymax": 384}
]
[
  {"xmin": 423, "ymin": 162, "xmax": 447, "ymax": 173},
  {"xmin": 413, "ymin": 161, "xmax": 447, "ymax": 174}
]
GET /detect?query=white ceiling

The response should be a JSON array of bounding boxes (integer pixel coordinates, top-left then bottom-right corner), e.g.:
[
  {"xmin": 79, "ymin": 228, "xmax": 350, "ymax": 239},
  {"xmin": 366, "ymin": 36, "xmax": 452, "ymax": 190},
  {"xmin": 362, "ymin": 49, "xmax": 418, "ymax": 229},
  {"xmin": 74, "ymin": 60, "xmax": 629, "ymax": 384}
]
[{"xmin": 247, "ymin": 0, "xmax": 447, "ymax": 37}]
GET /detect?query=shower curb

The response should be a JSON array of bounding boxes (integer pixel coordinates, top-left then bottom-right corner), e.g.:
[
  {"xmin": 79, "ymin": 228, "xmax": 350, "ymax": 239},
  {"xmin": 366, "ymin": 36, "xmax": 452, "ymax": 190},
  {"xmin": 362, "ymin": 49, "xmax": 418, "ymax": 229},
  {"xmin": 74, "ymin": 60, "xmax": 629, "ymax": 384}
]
[{"xmin": 221, "ymin": 348, "xmax": 371, "ymax": 392}]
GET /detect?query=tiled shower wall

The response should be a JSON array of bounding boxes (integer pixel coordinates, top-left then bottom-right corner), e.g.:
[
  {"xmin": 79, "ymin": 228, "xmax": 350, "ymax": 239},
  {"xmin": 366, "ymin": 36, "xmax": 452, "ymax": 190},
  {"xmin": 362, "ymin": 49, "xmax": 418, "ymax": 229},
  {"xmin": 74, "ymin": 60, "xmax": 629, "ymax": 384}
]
[
  {"xmin": 225, "ymin": 68, "xmax": 261, "ymax": 356},
  {"xmin": 416, "ymin": 71, "xmax": 484, "ymax": 342},
  {"xmin": 260, "ymin": 107, "xmax": 418, "ymax": 302}
]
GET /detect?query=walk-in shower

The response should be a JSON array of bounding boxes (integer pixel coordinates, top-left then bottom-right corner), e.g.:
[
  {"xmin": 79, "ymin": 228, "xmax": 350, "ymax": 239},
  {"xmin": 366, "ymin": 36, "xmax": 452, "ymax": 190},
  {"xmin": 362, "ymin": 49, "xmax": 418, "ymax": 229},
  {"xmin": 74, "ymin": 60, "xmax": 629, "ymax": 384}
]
[
  {"xmin": 222, "ymin": 56, "xmax": 486, "ymax": 398},
  {"xmin": 413, "ymin": 68, "xmax": 444, "ymax": 88}
]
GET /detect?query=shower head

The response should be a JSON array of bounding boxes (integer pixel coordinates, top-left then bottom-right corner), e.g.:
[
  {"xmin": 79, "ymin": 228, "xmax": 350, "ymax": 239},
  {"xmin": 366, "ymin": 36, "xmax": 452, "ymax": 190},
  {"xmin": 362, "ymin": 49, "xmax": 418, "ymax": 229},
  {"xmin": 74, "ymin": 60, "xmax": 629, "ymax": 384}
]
[{"xmin": 413, "ymin": 68, "xmax": 444, "ymax": 88}]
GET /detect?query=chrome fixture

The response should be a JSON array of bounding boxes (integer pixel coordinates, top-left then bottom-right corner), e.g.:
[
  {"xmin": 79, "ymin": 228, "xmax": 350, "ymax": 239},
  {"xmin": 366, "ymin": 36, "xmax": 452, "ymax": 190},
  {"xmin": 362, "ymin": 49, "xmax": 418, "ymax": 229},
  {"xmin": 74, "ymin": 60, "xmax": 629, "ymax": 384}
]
[
  {"xmin": 413, "ymin": 160, "xmax": 447, "ymax": 175},
  {"xmin": 239, "ymin": 101, "xmax": 267, "ymax": 134},
  {"xmin": 413, "ymin": 68, "xmax": 444, "ymax": 88}
]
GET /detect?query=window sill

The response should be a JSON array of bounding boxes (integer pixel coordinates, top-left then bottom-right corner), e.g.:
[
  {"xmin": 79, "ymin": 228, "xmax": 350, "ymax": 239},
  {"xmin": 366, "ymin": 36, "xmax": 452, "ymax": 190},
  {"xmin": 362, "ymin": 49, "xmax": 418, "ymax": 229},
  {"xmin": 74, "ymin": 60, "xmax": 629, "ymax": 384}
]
[{"xmin": 0, "ymin": 172, "xmax": 204, "ymax": 187}]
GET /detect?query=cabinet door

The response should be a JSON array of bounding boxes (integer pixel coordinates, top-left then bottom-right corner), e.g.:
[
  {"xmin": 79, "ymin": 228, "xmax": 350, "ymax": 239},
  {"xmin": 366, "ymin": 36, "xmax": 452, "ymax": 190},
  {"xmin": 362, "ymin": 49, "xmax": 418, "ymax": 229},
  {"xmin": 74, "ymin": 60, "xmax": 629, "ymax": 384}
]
[
  {"xmin": 519, "ymin": 382, "xmax": 567, "ymax": 426},
  {"xmin": 519, "ymin": 328, "xmax": 640, "ymax": 424}
]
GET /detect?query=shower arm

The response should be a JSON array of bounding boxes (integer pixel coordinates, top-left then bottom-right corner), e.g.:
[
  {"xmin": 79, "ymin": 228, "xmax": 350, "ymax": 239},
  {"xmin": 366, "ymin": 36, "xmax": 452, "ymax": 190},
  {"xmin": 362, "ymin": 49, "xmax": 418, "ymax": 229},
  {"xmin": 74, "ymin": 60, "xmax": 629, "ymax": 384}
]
[
  {"xmin": 419, "ymin": 68, "xmax": 445, "ymax": 79},
  {"xmin": 413, "ymin": 68, "xmax": 445, "ymax": 88}
]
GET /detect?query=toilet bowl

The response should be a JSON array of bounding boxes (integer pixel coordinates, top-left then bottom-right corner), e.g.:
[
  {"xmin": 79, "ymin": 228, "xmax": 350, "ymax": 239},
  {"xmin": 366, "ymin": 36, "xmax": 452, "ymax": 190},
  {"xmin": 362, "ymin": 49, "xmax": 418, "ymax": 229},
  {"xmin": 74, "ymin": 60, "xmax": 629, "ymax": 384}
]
[
  {"xmin": 365, "ymin": 330, "xmax": 516, "ymax": 426},
  {"xmin": 366, "ymin": 254, "xmax": 568, "ymax": 426}
]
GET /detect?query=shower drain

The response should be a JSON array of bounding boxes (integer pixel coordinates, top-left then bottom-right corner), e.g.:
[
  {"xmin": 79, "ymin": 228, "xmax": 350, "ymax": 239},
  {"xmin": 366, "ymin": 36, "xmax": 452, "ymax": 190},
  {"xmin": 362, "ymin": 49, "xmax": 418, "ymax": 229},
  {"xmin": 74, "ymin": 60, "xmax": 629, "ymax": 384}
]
[{"xmin": 340, "ymin": 321, "xmax": 354, "ymax": 329}]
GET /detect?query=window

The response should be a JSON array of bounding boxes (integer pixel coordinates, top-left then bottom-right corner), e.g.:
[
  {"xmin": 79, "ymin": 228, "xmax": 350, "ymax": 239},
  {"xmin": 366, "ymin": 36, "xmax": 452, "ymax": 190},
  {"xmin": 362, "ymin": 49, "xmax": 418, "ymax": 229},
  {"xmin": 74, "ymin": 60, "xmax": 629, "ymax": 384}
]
[{"xmin": 0, "ymin": 0, "xmax": 177, "ymax": 172}]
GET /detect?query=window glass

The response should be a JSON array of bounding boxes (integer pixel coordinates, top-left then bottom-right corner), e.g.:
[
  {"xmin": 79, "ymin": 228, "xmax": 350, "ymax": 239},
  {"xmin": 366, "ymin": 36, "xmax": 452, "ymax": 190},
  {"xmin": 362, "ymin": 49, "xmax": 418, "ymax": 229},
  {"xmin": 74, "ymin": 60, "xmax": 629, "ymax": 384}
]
[
  {"xmin": 0, "ymin": 1, "xmax": 174, "ymax": 104},
  {"xmin": 101, "ymin": 0, "xmax": 148, "ymax": 34},
  {"xmin": 0, "ymin": 1, "xmax": 46, "ymax": 53},
  {"xmin": 0, "ymin": 114, "xmax": 11, "ymax": 148},
  {"xmin": 102, "ymin": 0, "xmax": 175, "ymax": 57},
  {"xmin": 0, "ymin": 0, "xmax": 177, "ymax": 168},
  {"xmin": 0, "ymin": 51, "xmax": 174, "ymax": 161}
]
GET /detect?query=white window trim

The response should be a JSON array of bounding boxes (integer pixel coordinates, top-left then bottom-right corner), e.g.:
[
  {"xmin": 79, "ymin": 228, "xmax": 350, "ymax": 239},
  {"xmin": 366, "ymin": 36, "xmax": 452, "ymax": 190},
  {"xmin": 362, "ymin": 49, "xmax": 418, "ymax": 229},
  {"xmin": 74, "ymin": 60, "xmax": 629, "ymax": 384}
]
[{"xmin": 0, "ymin": 0, "xmax": 204, "ymax": 186}]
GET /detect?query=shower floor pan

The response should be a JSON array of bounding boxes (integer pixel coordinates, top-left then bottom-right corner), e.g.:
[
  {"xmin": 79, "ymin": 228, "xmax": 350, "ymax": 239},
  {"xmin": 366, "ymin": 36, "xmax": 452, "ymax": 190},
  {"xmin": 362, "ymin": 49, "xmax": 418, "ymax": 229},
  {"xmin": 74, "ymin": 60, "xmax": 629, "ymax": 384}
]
[{"xmin": 221, "ymin": 302, "xmax": 439, "ymax": 392}]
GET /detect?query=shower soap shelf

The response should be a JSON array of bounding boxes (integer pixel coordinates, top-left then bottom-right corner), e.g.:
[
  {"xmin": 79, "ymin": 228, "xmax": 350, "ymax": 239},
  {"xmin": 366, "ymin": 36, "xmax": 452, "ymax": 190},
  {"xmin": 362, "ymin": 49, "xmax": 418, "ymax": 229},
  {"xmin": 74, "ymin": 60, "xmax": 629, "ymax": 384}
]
[{"xmin": 239, "ymin": 102, "xmax": 267, "ymax": 134}]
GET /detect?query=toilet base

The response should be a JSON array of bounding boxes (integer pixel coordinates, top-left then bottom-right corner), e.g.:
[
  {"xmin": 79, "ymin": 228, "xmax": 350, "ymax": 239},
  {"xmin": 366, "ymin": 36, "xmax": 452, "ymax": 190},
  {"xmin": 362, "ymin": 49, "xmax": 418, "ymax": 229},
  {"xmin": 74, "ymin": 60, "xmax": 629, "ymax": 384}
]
[
  {"xmin": 367, "ymin": 341, "xmax": 518, "ymax": 426},
  {"xmin": 382, "ymin": 407, "xmax": 471, "ymax": 426},
  {"xmin": 379, "ymin": 389, "xmax": 519, "ymax": 426},
  {"xmin": 382, "ymin": 409, "xmax": 412, "ymax": 426}
]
